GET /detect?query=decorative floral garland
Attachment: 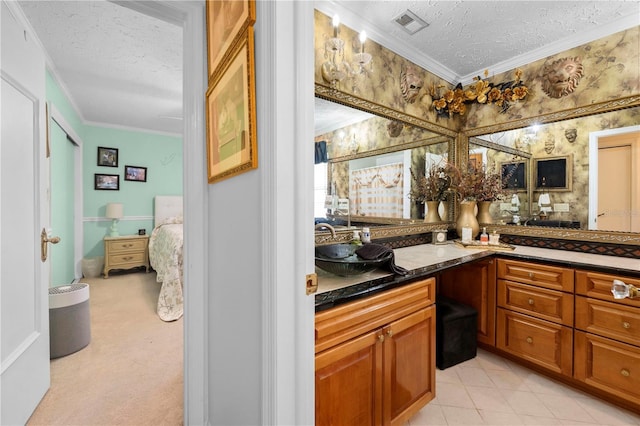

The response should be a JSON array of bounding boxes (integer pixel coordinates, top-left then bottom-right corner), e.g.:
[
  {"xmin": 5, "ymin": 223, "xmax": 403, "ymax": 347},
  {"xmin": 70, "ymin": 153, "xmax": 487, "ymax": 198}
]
[{"xmin": 431, "ymin": 69, "xmax": 529, "ymax": 117}]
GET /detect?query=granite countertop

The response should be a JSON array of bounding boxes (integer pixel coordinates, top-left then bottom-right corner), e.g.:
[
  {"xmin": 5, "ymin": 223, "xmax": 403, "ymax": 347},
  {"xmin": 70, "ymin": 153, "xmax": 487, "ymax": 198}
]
[{"xmin": 315, "ymin": 242, "xmax": 640, "ymax": 311}]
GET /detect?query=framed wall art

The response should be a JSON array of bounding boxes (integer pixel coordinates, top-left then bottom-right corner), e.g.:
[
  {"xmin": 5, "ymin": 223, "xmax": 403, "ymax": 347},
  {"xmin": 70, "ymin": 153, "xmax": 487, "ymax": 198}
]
[
  {"xmin": 124, "ymin": 165, "xmax": 147, "ymax": 182},
  {"xmin": 534, "ymin": 155, "xmax": 572, "ymax": 191},
  {"xmin": 206, "ymin": 0, "xmax": 256, "ymax": 81},
  {"xmin": 97, "ymin": 146, "xmax": 118, "ymax": 167},
  {"xmin": 95, "ymin": 174, "xmax": 119, "ymax": 190},
  {"xmin": 500, "ymin": 161, "xmax": 527, "ymax": 190},
  {"xmin": 206, "ymin": 27, "xmax": 257, "ymax": 184}
]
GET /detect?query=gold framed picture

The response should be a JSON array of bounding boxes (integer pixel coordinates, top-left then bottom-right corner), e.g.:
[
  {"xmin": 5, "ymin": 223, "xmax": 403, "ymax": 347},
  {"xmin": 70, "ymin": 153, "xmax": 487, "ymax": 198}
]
[
  {"xmin": 206, "ymin": 0, "xmax": 256, "ymax": 81},
  {"xmin": 206, "ymin": 27, "xmax": 257, "ymax": 184}
]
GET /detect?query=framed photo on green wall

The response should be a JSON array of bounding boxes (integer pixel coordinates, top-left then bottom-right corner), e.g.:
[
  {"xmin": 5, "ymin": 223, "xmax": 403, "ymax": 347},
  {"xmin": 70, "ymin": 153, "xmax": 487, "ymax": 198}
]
[{"xmin": 97, "ymin": 146, "xmax": 118, "ymax": 167}]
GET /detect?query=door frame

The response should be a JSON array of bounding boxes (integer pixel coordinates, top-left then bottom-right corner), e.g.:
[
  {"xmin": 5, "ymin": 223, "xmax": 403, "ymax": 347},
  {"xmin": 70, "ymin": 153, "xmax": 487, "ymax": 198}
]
[
  {"xmin": 49, "ymin": 105, "xmax": 84, "ymax": 281},
  {"xmin": 588, "ymin": 125, "xmax": 640, "ymax": 230}
]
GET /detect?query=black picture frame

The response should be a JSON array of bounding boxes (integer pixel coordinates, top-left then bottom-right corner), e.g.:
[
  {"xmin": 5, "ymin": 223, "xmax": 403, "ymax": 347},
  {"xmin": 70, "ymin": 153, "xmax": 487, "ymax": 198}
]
[
  {"xmin": 501, "ymin": 161, "xmax": 526, "ymax": 190},
  {"xmin": 94, "ymin": 174, "xmax": 119, "ymax": 190},
  {"xmin": 124, "ymin": 165, "xmax": 147, "ymax": 182},
  {"xmin": 534, "ymin": 155, "xmax": 573, "ymax": 191},
  {"xmin": 97, "ymin": 146, "xmax": 118, "ymax": 167}
]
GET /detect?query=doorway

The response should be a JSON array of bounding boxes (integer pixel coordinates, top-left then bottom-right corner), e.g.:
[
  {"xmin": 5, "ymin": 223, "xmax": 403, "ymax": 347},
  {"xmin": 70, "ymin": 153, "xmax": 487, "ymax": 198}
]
[{"xmin": 589, "ymin": 126, "xmax": 640, "ymax": 231}]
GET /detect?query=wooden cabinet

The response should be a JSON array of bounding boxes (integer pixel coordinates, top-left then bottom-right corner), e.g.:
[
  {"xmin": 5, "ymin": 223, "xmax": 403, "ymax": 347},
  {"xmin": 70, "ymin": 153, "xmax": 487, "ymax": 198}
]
[
  {"xmin": 496, "ymin": 259, "xmax": 574, "ymax": 375},
  {"xmin": 103, "ymin": 235, "xmax": 150, "ymax": 278},
  {"xmin": 315, "ymin": 278, "xmax": 436, "ymax": 426},
  {"xmin": 574, "ymin": 270, "xmax": 640, "ymax": 408},
  {"xmin": 439, "ymin": 258, "xmax": 496, "ymax": 346}
]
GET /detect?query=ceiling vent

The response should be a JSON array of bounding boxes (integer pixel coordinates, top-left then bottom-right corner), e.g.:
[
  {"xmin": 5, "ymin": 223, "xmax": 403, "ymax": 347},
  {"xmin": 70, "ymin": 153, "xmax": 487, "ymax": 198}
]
[{"xmin": 393, "ymin": 9, "xmax": 429, "ymax": 35}]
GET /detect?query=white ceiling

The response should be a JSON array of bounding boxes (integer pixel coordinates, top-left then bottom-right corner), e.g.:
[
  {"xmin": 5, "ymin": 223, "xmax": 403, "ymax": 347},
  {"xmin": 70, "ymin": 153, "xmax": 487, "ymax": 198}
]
[{"xmin": 16, "ymin": 1, "xmax": 640, "ymax": 137}]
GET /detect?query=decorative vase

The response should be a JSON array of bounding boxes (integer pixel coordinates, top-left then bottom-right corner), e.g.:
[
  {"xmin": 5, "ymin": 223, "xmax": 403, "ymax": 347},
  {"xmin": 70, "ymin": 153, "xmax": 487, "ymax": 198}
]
[
  {"xmin": 476, "ymin": 201, "xmax": 493, "ymax": 224},
  {"xmin": 456, "ymin": 200, "xmax": 480, "ymax": 239},
  {"xmin": 439, "ymin": 200, "xmax": 450, "ymax": 222},
  {"xmin": 424, "ymin": 200, "xmax": 441, "ymax": 223}
]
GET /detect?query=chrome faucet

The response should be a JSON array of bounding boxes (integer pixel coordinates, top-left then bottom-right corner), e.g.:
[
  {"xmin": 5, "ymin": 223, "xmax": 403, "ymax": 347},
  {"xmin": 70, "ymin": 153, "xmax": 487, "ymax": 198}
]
[{"xmin": 315, "ymin": 222, "xmax": 337, "ymax": 238}]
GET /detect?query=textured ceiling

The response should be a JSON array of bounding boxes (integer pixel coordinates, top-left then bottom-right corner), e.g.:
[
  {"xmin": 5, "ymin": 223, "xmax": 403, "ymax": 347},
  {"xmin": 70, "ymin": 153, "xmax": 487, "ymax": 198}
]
[{"xmin": 15, "ymin": 1, "xmax": 640, "ymax": 137}]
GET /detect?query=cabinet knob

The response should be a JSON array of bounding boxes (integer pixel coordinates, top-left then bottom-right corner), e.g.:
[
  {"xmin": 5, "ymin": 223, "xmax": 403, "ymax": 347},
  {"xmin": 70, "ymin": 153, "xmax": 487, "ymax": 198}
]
[
  {"xmin": 621, "ymin": 369, "xmax": 630, "ymax": 377},
  {"xmin": 526, "ymin": 337, "xmax": 533, "ymax": 344},
  {"xmin": 386, "ymin": 329, "xmax": 393, "ymax": 338},
  {"xmin": 528, "ymin": 298, "xmax": 535, "ymax": 305},
  {"xmin": 528, "ymin": 272, "xmax": 534, "ymax": 279},
  {"xmin": 622, "ymin": 322, "xmax": 631, "ymax": 329},
  {"xmin": 377, "ymin": 334, "xmax": 385, "ymax": 343}
]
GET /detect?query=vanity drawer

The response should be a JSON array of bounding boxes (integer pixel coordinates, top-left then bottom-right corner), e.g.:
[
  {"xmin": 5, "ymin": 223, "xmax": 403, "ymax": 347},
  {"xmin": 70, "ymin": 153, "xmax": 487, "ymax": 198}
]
[
  {"xmin": 575, "ymin": 270, "xmax": 640, "ymax": 307},
  {"xmin": 498, "ymin": 279, "xmax": 573, "ymax": 326},
  {"xmin": 315, "ymin": 278, "xmax": 435, "ymax": 353},
  {"xmin": 575, "ymin": 296, "xmax": 640, "ymax": 345},
  {"xmin": 106, "ymin": 238, "xmax": 148, "ymax": 253},
  {"xmin": 574, "ymin": 331, "xmax": 640, "ymax": 406},
  {"xmin": 496, "ymin": 308, "xmax": 573, "ymax": 375},
  {"xmin": 497, "ymin": 259, "xmax": 574, "ymax": 292}
]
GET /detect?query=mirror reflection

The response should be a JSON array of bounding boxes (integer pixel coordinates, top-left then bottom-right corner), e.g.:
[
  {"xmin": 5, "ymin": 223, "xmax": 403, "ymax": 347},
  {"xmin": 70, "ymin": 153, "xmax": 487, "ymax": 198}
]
[
  {"xmin": 314, "ymin": 97, "xmax": 453, "ymax": 226},
  {"xmin": 471, "ymin": 106, "xmax": 640, "ymax": 232}
]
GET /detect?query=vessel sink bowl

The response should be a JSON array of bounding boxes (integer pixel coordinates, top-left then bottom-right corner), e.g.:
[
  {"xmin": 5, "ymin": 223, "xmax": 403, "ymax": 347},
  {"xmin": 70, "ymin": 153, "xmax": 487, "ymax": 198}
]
[
  {"xmin": 315, "ymin": 252, "xmax": 392, "ymax": 277},
  {"xmin": 315, "ymin": 243, "xmax": 358, "ymax": 259}
]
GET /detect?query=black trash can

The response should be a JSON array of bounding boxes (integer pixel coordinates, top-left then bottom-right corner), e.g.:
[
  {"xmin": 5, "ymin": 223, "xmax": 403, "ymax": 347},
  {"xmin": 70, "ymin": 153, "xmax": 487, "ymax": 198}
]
[{"xmin": 436, "ymin": 296, "xmax": 477, "ymax": 369}]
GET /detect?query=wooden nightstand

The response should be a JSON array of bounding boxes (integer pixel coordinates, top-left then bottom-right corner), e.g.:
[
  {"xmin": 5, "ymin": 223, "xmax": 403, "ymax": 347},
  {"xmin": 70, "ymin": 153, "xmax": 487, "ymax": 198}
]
[{"xmin": 103, "ymin": 235, "xmax": 150, "ymax": 278}]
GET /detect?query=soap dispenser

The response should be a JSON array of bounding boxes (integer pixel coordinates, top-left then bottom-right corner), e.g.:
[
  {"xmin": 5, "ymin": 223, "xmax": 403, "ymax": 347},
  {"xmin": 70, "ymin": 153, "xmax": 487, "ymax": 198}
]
[{"xmin": 480, "ymin": 227, "xmax": 489, "ymax": 245}]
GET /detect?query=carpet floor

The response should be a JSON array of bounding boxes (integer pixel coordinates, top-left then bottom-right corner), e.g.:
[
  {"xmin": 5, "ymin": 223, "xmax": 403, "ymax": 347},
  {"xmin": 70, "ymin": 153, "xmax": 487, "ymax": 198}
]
[{"xmin": 27, "ymin": 271, "xmax": 183, "ymax": 426}]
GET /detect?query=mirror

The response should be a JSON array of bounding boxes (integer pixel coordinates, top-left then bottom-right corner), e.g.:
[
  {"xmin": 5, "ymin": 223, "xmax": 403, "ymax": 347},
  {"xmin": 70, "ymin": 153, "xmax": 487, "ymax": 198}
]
[
  {"xmin": 467, "ymin": 104, "xmax": 640, "ymax": 236},
  {"xmin": 315, "ymin": 92, "xmax": 455, "ymax": 228},
  {"xmin": 468, "ymin": 136, "xmax": 532, "ymax": 225}
]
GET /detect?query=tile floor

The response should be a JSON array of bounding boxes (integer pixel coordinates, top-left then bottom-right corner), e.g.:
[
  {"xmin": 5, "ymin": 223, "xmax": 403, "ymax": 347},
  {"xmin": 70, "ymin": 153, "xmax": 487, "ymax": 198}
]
[{"xmin": 407, "ymin": 348, "xmax": 640, "ymax": 426}]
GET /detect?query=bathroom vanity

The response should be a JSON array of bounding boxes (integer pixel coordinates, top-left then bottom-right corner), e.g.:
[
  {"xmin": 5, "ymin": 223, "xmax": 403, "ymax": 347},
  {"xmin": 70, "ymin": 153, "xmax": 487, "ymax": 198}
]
[{"xmin": 314, "ymin": 243, "xmax": 640, "ymax": 423}]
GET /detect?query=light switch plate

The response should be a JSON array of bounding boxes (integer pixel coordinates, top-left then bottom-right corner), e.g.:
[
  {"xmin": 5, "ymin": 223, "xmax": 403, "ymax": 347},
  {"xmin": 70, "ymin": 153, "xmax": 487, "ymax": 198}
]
[{"xmin": 554, "ymin": 203, "xmax": 570, "ymax": 212}]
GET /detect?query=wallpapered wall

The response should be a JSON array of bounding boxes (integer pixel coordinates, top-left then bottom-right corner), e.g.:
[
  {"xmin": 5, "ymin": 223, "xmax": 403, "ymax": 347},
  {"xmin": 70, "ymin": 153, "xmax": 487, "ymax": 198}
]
[
  {"xmin": 46, "ymin": 72, "xmax": 183, "ymax": 260},
  {"xmin": 314, "ymin": 11, "xmax": 639, "ymax": 133}
]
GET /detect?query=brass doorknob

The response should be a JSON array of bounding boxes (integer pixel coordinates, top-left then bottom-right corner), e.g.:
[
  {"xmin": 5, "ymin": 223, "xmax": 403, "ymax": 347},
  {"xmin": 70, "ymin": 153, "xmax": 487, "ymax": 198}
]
[{"xmin": 41, "ymin": 228, "xmax": 61, "ymax": 262}]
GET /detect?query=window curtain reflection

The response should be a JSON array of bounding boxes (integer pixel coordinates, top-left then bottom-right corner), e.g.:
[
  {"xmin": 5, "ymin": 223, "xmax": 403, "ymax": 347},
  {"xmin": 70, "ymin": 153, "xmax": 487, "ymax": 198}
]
[
  {"xmin": 350, "ymin": 163, "xmax": 403, "ymax": 218},
  {"xmin": 315, "ymin": 141, "xmax": 327, "ymax": 164}
]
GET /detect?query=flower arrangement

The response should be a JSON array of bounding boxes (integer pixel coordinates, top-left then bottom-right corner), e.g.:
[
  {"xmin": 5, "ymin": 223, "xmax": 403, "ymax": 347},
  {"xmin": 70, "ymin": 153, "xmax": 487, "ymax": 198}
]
[
  {"xmin": 408, "ymin": 163, "xmax": 451, "ymax": 203},
  {"xmin": 446, "ymin": 162, "xmax": 514, "ymax": 202},
  {"xmin": 431, "ymin": 69, "xmax": 529, "ymax": 117}
]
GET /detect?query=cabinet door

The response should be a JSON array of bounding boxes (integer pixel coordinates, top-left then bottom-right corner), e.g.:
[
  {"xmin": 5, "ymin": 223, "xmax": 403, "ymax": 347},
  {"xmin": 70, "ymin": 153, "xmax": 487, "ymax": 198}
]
[
  {"xmin": 440, "ymin": 259, "xmax": 496, "ymax": 346},
  {"xmin": 575, "ymin": 331, "xmax": 640, "ymax": 407},
  {"xmin": 316, "ymin": 329, "xmax": 383, "ymax": 426},
  {"xmin": 383, "ymin": 306, "xmax": 436, "ymax": 426}
]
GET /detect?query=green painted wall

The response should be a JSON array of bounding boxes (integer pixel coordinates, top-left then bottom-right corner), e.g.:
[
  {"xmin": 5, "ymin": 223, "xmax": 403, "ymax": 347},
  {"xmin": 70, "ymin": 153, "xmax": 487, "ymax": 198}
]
[
  {"xmin": 82, "ymin": 126, "xmax": 182, "ymax": 257},
  {"xmin": 46, "ymin": 70, "xmax": 183, "ymax": 261}
]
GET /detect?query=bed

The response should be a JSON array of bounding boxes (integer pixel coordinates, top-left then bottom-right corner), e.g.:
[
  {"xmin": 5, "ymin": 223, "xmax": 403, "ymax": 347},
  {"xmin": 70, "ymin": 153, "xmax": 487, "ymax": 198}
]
[{"xmin": 149, "ymin": 196, "xmax": 184, "ymax": 321}]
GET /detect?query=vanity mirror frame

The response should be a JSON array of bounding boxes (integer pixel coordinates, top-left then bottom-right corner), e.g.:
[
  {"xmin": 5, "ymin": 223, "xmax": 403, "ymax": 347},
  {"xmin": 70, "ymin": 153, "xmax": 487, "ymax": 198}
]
[
  {"xmin": 461, "ymin": 94, "xmax": 640, "ymax": 246},
  {"xmin": 315, "ymin": 83, "xmax": 458, "ymax": 244}
]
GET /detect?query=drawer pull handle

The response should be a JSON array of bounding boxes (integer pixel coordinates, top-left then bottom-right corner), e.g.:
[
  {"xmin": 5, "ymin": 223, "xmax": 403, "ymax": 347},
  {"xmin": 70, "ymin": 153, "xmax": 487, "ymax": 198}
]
[
  {"xmin": 386, "ymin": 329, "xmax": 393, "ymax": 338},
  {"xmin": 528, "ymin": 272, "xmax": 534, "ymax": 279},
  {"xmin": 378, "ymin": 334, "xmax": 385, "ymax": 343},
  {"xmin": 528, "ymin": 298, "xmax": 535, "ymax": 305},
  {"xmin": 621, "ymin": 369, "xmax": 630, "ymax": 377},
  {"xmin": 526, "ymin": 337, "xmax": 533, "ymax": 344},
  {"xmin": 123, "ymin": 256, "xmax": 133, "ymax": 261},
  {"xmin": 622, "ymin": 322, "xmax": 631, "ymax": 329}
]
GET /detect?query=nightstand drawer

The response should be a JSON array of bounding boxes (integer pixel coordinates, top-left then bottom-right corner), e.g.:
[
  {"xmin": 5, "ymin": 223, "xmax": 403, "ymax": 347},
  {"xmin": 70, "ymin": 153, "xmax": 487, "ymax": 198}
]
[
  {"xmin": 106, "ymin": 238, "xmax": 148, "ymax": 253},
  {"xmin": 497, "ymin": 308, "xmax": 573, "ymax": 375},
  {"xmin": 498, "ymin": 279, "xmax": 573, "ymax": 326},
  {"xmin": 108, "ymin": 251, "xmax": 146, "ymax": 266},
  {"xmin": 575, "ymin": 296, "xmax": 640, "ymax": 345},
  {"xmin": 497, "ymin": 259, "xmax": 574, "ymax": 292}
]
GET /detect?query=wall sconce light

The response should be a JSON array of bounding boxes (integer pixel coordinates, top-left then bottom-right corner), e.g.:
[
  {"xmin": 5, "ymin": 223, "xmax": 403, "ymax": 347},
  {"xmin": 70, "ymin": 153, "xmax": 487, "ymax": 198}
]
[
  {"xmin": 321, "ymin": 15, "xmax": 373, "ymax": 87},
  {"xmin": 105, "ymin": 203, "xmax": 123, "ymax": 237},
  {"xmin": 611, "ymin": 279, "xmax": 640, "ymax": 299}
]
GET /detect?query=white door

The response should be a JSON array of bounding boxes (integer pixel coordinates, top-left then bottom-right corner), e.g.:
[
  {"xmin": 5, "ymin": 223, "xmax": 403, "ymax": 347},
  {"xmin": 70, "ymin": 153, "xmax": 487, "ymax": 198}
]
[{"xmin": 1, "ymin": 1, "xmax": 51, "ymax": 424}]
